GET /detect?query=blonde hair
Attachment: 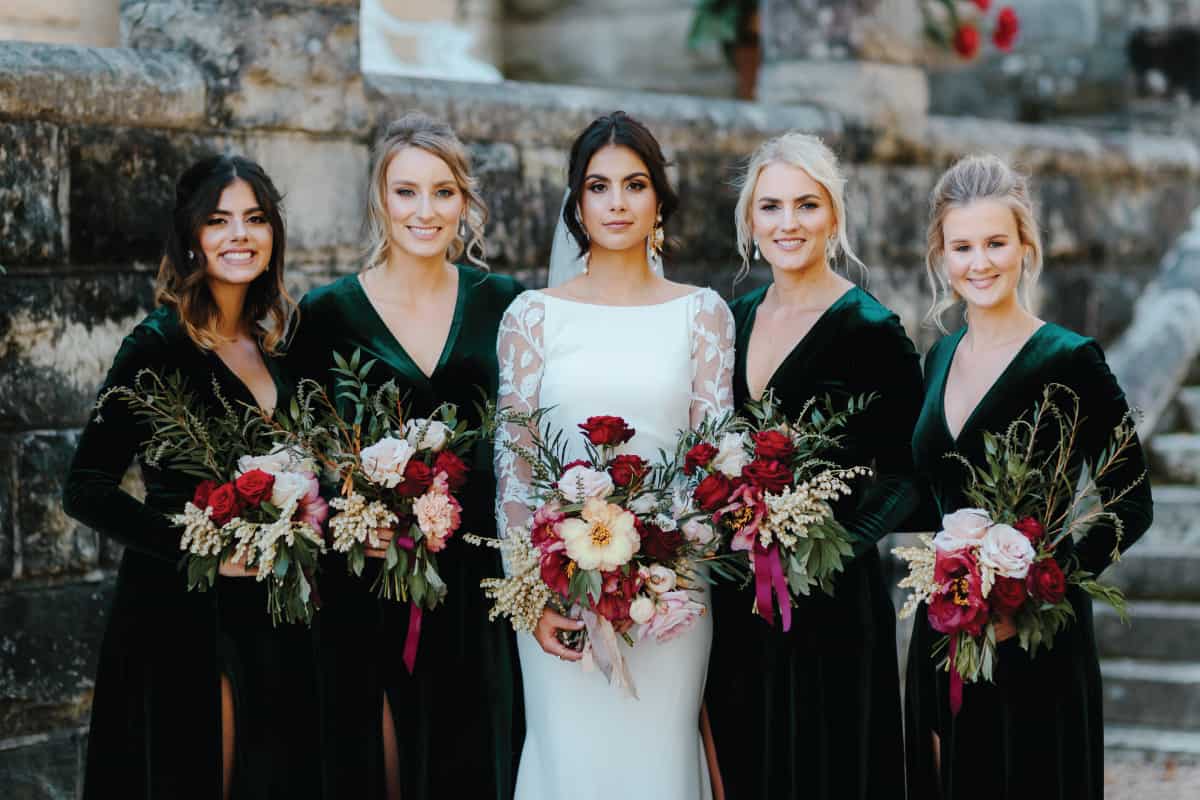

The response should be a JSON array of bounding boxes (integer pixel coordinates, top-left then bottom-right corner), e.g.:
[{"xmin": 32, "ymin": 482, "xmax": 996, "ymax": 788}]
[
  {"xmin": 733, "ymin": 132, "xmax": 865, "ymax": 282},
  {"xmin": 925, "ymin": 154, "xmax": 1044, "ymax": 332},
  {"xmin": 363, "ymin": 112, "xmax": 488, "ymax": 272}
]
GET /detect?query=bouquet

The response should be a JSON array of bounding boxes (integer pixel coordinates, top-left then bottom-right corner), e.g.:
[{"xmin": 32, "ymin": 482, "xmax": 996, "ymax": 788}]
[
  {"xmin": 99, "ymin": 370, "xmax": 327, "ymax": 624},
  {"xmin": 672, "ymin": 391, "xmax": 874, "ymax": 630},
  {"xmin": 286, "ymin": 350, "xmax": 478, "ymax": 671},
  {"xmin": 893, "ymin": 383, "xmax": 1145, "ymax": 713},
  {"xmin": 471, "ymin": 412, "xmax": 717, "ymax": 697}
]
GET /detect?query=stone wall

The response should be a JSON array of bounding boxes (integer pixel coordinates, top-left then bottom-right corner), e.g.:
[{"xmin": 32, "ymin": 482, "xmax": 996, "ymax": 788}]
[{"xmin": 2, "ymin": 1, "xmax": 1200, "ymax": 795}]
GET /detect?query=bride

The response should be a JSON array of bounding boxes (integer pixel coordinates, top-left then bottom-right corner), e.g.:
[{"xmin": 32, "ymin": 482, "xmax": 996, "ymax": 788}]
[{"xmin": 495, "ymin": 111, "xmax": 734, "ymax": 799}]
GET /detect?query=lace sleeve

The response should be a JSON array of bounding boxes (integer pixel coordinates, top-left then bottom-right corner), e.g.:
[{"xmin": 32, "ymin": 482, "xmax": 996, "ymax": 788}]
[
  {"xmin": 688, "ymin": 288, "xmax": 736, "ymax": 427},
  {"xmin": 495, "ymin": 291, "xmax": 546, "ymax": 537}
]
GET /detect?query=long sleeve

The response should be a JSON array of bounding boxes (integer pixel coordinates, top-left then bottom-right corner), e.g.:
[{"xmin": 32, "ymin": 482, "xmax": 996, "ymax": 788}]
[
  {"xmin": 62, "ymin": 323, "xmax": 183, "ymax": 563},
  {"xmin": 842, "ymin": 317, "xmax": 925, "ymax": 556},
  {"xmin": 283, "ymin": 293, "xmax": 333, "ymax": 388},
  {"xmin": 687, "ymin": 288, "xmax": 735, "ymax": 426},
  {"xmin": 494, "ymin": 291, "xmax": 546, "ymax": 538},
  {"xmin": 1067, "ymin": 341, "xmax": 1154, "ymax": 576}
]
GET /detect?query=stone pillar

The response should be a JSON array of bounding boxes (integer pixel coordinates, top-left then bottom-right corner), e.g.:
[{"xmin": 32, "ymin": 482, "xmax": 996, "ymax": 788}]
[
  {"xmin": 756, "ymin": 0, "xmax": 929, "ymax": 125},
  {"xmin": 119, "ymin": 0, "xmax": 368, "ymax": 136},
  {"xmin": 361, "ymin": 0, "xmax": 502, "ymax": 82}
]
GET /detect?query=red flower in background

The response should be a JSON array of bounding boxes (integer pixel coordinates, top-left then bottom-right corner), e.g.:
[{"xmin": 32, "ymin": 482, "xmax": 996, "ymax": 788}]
[
  {"xmin": 530, "ymin": 503, "xmax": 565, "ymax": 548},
  {"xmin": 193, "ymin": 479, "xmax": 219, "ymax": 510},
  {"xmin": 954, "ymin": 24, "xmax": 981, "ymax": 58},
  {"xmin": 993, "ymin": 7, "xmax": 1019, "ymax": 52},
  {"xmin": 594, "ymin": 570, "xmax": 642, "ymax": 622},
  {"xmin": 694, "ymin": 473, "xmax": 733, "ymax": 512},
  {"xmin": 539, "ymin": 549, "xmax": 572, "ymax": 596},
  {"xmin": 609, "ymin": 454, "xmax": 649, "ymax": 488},
  {"xmin": 972, "ymin": 0, "xmax": 991, "ymax": 10},
  {"xmin": 684, "ymin": 442, "xmax": 718, "ymax": 475},
  {"xmin": 752, "ymin": 430, "xmax": 794, "ymax": 462},
  {"xmin": 742, "ymin": 459, "xmax": 793, "ymax": 494},
  {"xmin": 1014, "ymin": 516, "xmax": 1044, "ymax": 545},
  {"xmin": 208, "ymin": 482, "xmax": 243, "ymax": 526},
  {"xmin": 1027, "ymin": 558, "xmax": 1066, "ymax": 604},
  {"xmin": 637, "ymin": 518, "xmax": 685, "ymax": 562},
  {"xmin": 928, "ymin": 548, "xmax": 988, "ymax": 636},
  {"xmin": 579, "ymin": 416, "xmax": 636, "ymax": 446},
  {"xmin": 395, "ymin": 459, "xmax": 433, "ymax": 498},
  {"xmin": 234, "ymin": 469, "xmax": 275, "ymax": 506},
  {"xmin": 989, "ymin": 576, "xmax": 1027, "ymax": 616},
  {"xmin": 434, "ymin": 451, "xmax": 469, "ymax": 490}
]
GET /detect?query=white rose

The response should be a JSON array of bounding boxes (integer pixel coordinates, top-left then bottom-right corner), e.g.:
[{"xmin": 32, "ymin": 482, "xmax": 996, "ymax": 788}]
[
  {"xmin": 682, "ymin": 518, "xmax": 715, "ymax": 546},
  {"xmin": 270, "ymin": 470, "xmax": 311, "ymax": 510},
  {"xmin": 629, "ymin": 494, "xmax": 658, "ymax": 516},
  {"xmin": 629, "ymin": 595, "xmax": 656, "ymax": 625},
  {"xmin": 404, "ymin": 419, "xmax": 451, "ymax": 452},
  {"xmin": 711, "ymin": 432, "xmax": 750, "ymax": 478},
  {"xmin": 360, "ymin": 436, "xmax": 416, "ymax": 488},
  {"xmin": 645, "ymin": 565, "xmax": 677, "ymax": 594},
  {"xmin": 557, "ymin": 464, "xmax": 614, "ymax": 503},
  {"xmin": 238, "ymin": 445, "xmax": 316, "ymax": 477},
  {"xmin": 933, "ymin": 508, "xmax": 993, "ymax": 551},
  {"xmin": 978, "ymin": 523, "xmax": 1036, "ymax": 579}
]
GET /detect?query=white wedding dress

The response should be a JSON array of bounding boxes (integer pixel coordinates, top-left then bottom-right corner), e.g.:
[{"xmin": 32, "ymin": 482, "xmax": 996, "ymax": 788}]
[{"xmin": 495, "ymin": 287, "xmax": 735, "ymax": 800}]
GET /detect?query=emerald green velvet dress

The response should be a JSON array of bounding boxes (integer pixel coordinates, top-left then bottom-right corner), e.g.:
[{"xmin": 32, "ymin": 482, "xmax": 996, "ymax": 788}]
[
  {"xmin": 706, "ymin": 285, "xmax": 922, "ymax": 800},
  {"xmin": 62, "ymin": 305, "xmax": 322, "ymax": 800},
  {"xmin": 285, "ymin": 265, "xmax": 524, "ymax": 800},
  {"xmin": 904, "ymin": 322, "xmax": 1154, "ymax": 800}
]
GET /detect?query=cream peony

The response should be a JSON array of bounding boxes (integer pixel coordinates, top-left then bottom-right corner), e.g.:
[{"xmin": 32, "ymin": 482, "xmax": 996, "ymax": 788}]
[
  {"xmin": 559, "ymin": 498, "xmax": 640, "ymax": 571},
  {"xmin": 557, "ymin": 464, "xmax": 615, "ymax": 503},
  {"xmin": 978, "ymin": 523, "xmax": 1036, "ymax": 579},
  {"xmin": 238, "ymin": 445, "xmax": 316, "ymax": 477},
  {"xmin": 360, "ymin": 436, "xmax": 415, "ymax": 488},
  {"xmin": 270, "ymin": 470, "xmax": 312, "ymax": 510},
  {"xmin": 711, "ymin": 432, "xmax": 750, "ymax": 478},
  {"xmin": 933, "ymin": 508, "xmax": 993, "ymax": 551},
  {"xmin": 404, "ymin": 419, "xmax": 452, "ymax": 452},
  {"xmin": 629, "ymin": 595, "xmax": 656, "ymax": 625},
  {"xmin": 645, "ymin": 564, "xmax": 677, "ymax": 594}
]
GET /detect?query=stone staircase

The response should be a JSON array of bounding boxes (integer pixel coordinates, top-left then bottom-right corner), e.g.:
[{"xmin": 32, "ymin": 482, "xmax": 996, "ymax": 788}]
[{"xmin": 1101, "ymin": 379, "xmax": 1200, "ymax": 761}]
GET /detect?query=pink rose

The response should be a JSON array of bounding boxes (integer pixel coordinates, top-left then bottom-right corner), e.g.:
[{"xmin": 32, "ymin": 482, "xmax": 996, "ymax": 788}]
[
  {"xmin": 557, "ymin": 464, "xmax": 614, "ymax": 503},
  {"xmin": 414, "ymin": 485, "xmax": 462, "ymax": 553},
  {"xmin": 641, "ymin": 590, "xmax": 705, "ymax": 643},
  {"xmin": 933, "ymin": 508, "xmax": 992, "ymax": 551},
  {"xmin": 294, "ymin": 473, "xmax": 329, "ymax": 534},
  {"xmin": 979, "ymin": 523, "xmax": 1036, "ymax": 579}
]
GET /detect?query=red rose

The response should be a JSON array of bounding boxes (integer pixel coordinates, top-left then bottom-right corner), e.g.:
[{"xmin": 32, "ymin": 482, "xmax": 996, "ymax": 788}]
[
  {"xmin": 234, "ymin": 469, "xmax": 275, "ymax": 507},
  {"xmin": 193, "ymin": 479, "xmax": 219, "ymax": 509},
  {"xmin": 928, "ymin": 548, "xmax": 988, "ymax": 636},
  {"xmin": 741, "ymin": 459, "xmax": 793, "ymax": 494},
  {"xmin": 637, "ymin": 518, "xmax": 685, "ymax": 562},
  {"xmin": 992, "ymin": 7, "xmax": 1019, "ymax": 52},
  {"xmin": 1014, "ymin": 516, "xmax": 1044, "ymax": 545},
  {"xmin": 396, "ymin": 459, "xmax": 433, "ymax": 498},
  {"xmin": 989, "ymin": 576, "xmax": 1027, "ymax": 616},
  {"xmin": 752, "ymin": 430, "xmax": 794, "ymax": 462},
  {"xmin": 609, "ymin": 454, "xmax": 649, "ymax": 488},
  {"xmin": 208, "ymin": 482, "xmax": 243, "ymax": 526},
  {"xmin": 434, "ymin": 451, "xmax": 469, "ymax": 491},
  {"xmin": 694, "ymin": 473, "xmax": 733, "ymax": 513},
  {"xmin": 578, "ymin": 416, "xmax": 636, "ymax": 446},
  {"xmin": 684, "ymin": 443, "xmax": 718, "ymax": 475},
  {"xmin": 953, "ymin": 24, "xmax": 980, "ymax": 58},
  {"xmin": 540, "ymin": 550, "xmax": 572, "ymax": 596},
  {"xmin": 1027, "ymin": 558, "xmax": 1066, "ymax": 604}
]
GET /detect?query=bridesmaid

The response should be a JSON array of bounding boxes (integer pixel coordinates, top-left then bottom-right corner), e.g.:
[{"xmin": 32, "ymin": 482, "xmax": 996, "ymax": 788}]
[
  {"xmin": 63, "ymin": 155, "xmax": 321, "ymax": 799},
  {"xmin": 705, "ymin": 132, "xmax": 921, "ymax": 799},
  {"xmin": 287, "ymin": 112, "xmax": 524, "ymax": 800},
  {"xmin": 904, "ymin": 154, "xmax": 1153, "ymax": 800}
]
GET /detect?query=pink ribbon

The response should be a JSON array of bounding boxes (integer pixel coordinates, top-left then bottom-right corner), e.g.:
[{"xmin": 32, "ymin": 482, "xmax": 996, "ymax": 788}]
[
  {"xmin": 753, "ymin": 542, "xmax": 792, "ymax": 632},
  {"xmin": 949, "ymin": 635, "xmax": 963, "ymax": 716},
  {"xmin": 393, "ymin": 535, "xmax": 421, "ymax": 675}
]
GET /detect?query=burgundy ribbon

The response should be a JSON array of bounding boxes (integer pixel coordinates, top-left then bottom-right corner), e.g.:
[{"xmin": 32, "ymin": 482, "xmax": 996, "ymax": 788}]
[
  {"xmin": 949, "ymin": 635, "xmax": 963, "ymax": 716},
  {"xmin": 753, "ymin": 542, "xmax": 792, "ymax": 632},
  {"xmin": 394, "ymin": 535, "xmax": 421, "ymax": 675}
]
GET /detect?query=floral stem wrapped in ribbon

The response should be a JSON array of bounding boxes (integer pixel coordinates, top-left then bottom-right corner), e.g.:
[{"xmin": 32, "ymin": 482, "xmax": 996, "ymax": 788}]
[
  {"xmin": 470, "ymin": 410, "xmax": 718, "ymax": 697},
  {"xmin": 99, "ymin": 369, "xmax": 328, "ymax": 625},
  {"xmin": 893, "ymin": 383, "xmax": 1145, "ymax": 714},
  {"xmin": 672, "ymin": 391, "xmax": 875, "ymax": 629}
]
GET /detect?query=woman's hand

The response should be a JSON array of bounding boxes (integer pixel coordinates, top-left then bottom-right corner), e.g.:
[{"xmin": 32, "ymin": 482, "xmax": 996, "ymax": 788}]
[
  {"xmin": 365, "ymin": 527, "xmax": 394, "ymax": 560},
  {"xmin": 994, "ymin": 614, "xmax": 1017, "ymax": 643},
  {"xmin": 218, "ymin": 552, "xmax": 258, "ymax": 578},
  {"xmin": 534, "ymin": 606, "xmax": 585, "ymax": 662}
]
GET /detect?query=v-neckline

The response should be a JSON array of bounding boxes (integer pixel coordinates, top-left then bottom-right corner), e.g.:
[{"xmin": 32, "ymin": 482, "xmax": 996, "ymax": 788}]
[
  {"xmin": 353, "ymin": 265, "xmax": 467, "ymax": 382},
  {"xmin": 740, "ymin": 284, "xmax": 857, "ymax": 402},
  {"xmin": 210, "ymin": 344, "xmax": 283, "ymax": 415},
  {"xmin": 938, "ymin": 322, "xmax": 1050, "ymax": 444}
]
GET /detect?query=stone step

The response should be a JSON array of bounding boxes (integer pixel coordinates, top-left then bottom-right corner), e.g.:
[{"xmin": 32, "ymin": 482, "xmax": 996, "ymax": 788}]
[
  {"xmin": 1096, "ymin": 601, "xmax": 1200, "ymax": 660},
  {"xmin": 1141, "ymin": 485, "xmax": 1200, "ymax": 546},
  {"xmin": 1150, "ymin": 435, "xmax": 1200, "ymax": 484},
  {"xmin": 1105, "ymin": 724, "xmax": 1200, "ymax": 764},
  {"xmin": 1178, "ymin": 387, "xmax": 1200, "ymax": 432},
  {"xmin": 1104, "ymin": 544, "xmax": 1200, "ymax": 601},
  {"xmin": 1102, "ymin": 659, "xmax": 1200, "ymax": 730}
]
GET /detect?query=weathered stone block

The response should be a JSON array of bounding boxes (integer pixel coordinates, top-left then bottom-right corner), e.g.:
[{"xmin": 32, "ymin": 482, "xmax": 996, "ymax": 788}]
[
  {"xmin": 0, "ymin": 729, "xmax": 84, "ymax": 800},
  {"xmin": 0, "ymin": 274, "xmax": 156, "ymax": 429},
  {"xmin": 0, "ymin": 121, "xmax": 64, "ymax": 267},
  {"xmin": 0, "ymin": 43, "xmax": 205, "ymax": 130},
  {"xmin": 0, "ymin": 438, "xmax": 13, "ymax": 583},
  {"xmin": 0, "ymin": 580, "xmax": 113, "ymax": 738},
  {"xmin": 14, "ymin": 432, "xmax": 101, "ymax": 579},
  {"xmin": 121, "ymin": 0, "xmax": 368, "ymax": 134},
  {"xmin": 69, "ymin": 127, "xmax": 231, "ymax": 265}
]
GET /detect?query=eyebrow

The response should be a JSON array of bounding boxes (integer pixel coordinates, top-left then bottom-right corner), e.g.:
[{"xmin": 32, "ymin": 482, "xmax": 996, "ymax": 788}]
[
  {"xmin": 388, "ymin": 179, "xmax": 459, "ymax": 188},
  {"xmin": 584, "ymin": 172, "xmax": 651, "ymax": 182},
  {"xmin": 757, "ymin": 193, "xmax": 821, "ymax": 203},
  {"xmin": 211, "ymin": 207, "xmax": 265, "ymax": 216},
  {"xmin": 947, "ymin": 233, "xmax": 1009, "ymax": 244}
]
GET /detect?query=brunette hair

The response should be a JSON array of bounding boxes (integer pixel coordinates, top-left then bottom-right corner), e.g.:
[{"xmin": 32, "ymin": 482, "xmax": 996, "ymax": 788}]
[
  {"xmin": 733, "ymin": 131, "xmax": 865, "ymax": 282},
  {"xmin": 363, "ymin": 112, "xmax": 488, "ymax": 271},
  {"xmin": 925, "ymin": 154, "xmax": 1044, "ymax": 331},
  {"xmin": 155, "ymin": 155, "xmax": 294, "ymax": 354},
  {"xmin": 563, "ymin": 111, "xmax": 679, "ymax": 256}
]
